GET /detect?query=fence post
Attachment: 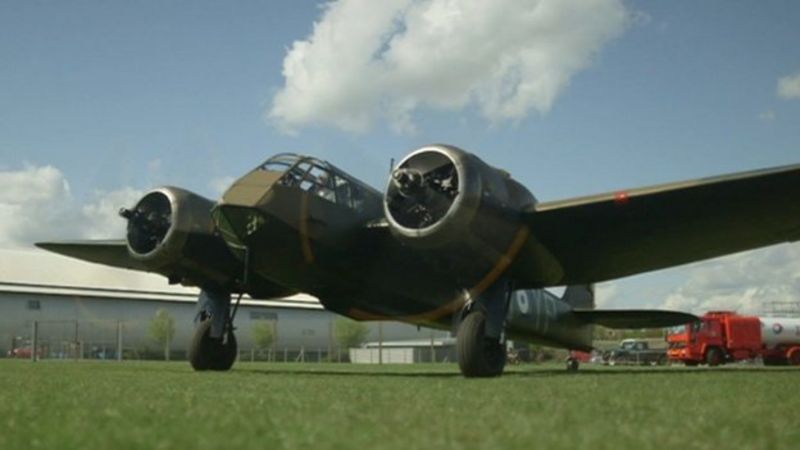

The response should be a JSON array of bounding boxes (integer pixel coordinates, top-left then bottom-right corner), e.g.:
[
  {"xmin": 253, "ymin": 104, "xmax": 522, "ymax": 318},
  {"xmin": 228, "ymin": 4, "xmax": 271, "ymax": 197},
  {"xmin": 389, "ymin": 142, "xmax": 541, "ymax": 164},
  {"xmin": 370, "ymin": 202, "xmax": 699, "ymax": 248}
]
[
  {"xmin": 31, "ymin": 321, "xmax": 38, "ymax": 362},
  {"xmin": 74, "ymin": 320, "xmax": 80, "ymax": 360},
  {"xmin": 378, "ymin": 322, "xmax": 384, "ymax": 365},
  {"xmin": 328, "ymin": 318, "xmax": 333, "ymax": 363},
  {"xmin": 116, "ymin": 321, "xmax": 123, "ymax": 362},
  {"xmin": 430, "ymin": 330, "xmax": 435, "ymax": 363}
]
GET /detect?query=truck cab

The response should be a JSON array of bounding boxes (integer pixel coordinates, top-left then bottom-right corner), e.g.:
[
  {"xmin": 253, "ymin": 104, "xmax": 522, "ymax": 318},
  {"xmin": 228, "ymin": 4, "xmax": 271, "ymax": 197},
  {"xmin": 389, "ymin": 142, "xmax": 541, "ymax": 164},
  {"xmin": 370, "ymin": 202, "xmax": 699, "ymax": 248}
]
[{"xmin": 667, "ymin": 311, "xmax": 761, "ymax": 366}]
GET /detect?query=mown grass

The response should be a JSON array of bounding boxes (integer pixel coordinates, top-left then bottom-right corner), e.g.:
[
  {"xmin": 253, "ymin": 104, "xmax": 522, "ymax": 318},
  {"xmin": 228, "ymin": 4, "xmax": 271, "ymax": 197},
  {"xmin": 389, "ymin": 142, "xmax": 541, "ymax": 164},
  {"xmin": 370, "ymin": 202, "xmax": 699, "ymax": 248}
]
[{"xmin": 0, "ymin": 360, "xmax": 798, "ymax": 449}]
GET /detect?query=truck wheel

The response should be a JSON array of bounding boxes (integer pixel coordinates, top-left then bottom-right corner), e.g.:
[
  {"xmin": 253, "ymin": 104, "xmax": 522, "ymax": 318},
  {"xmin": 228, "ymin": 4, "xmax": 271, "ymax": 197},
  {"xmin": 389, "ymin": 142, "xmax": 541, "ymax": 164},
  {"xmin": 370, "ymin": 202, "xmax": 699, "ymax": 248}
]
[
  {"xmin": 788, "ymin": 348, "xmax": 800, "ymax": 366},
  {"xmin": 566, "ymin": 357, "xmax": 579, "ymax": 372},
  {"xmin": 705, "ymin": 347, "xmax": 722, "ymax": 367},
  {"xmin": 763, "ymin": 357, "xmax": 786, "ymax": 366}
]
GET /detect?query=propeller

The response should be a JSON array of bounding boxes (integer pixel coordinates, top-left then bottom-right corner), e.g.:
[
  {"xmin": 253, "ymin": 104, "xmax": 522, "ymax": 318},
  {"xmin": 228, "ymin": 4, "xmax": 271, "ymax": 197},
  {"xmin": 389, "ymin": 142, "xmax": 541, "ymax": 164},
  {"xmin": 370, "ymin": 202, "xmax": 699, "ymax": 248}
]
[{"xmin": 120, "ymin": 192, "xmax": 173, "ymax": 255}]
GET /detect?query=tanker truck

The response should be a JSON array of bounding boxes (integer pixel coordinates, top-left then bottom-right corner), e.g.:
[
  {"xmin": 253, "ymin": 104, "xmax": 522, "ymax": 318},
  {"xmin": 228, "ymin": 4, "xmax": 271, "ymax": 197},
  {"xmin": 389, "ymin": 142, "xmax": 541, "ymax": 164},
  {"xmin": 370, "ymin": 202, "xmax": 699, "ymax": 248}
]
[{"xmin": 667, "ymin": 311, "xmax": 800, "ymax": 366}]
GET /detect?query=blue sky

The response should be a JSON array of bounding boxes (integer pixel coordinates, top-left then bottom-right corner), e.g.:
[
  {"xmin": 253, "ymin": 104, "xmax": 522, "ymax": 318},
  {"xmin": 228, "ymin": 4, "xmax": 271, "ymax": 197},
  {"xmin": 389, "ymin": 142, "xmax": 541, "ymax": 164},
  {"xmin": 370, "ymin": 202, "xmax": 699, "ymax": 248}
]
[{"xmin": 1, "ymin": 1, "xmax": 799, "ymax": 312}]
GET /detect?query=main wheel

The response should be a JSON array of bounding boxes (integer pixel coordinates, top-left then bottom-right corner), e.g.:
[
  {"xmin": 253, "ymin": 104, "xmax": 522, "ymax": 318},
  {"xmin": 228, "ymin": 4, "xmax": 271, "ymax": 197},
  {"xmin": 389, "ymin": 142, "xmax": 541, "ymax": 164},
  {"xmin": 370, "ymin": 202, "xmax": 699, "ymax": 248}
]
[
  {"xmin": 705, "ymin": 347, "xmax": 722, "ymax": 367},
  {"xmin": 457, "ymin": 310, "xmax": 506, "ymax": 378},
  {"xmin": 189, "ymin": 318, "xmax": 238, "ymax": 371}
]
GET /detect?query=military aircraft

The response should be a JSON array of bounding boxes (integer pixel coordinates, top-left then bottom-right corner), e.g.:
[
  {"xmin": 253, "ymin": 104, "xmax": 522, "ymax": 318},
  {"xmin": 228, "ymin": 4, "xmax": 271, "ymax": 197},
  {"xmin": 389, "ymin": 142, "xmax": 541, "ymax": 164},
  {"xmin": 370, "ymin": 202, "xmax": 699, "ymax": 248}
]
[{"xmin": 38, "ymin": 144, "xmax": 800, "ymax": 377}]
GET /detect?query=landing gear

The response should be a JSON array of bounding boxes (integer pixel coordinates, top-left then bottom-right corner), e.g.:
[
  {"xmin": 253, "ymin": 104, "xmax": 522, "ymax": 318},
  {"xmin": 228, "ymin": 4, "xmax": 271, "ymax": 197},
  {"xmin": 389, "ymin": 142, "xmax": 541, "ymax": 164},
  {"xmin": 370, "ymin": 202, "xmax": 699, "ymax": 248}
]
[
  {"xmin": 190, "ymin": 289, "xmax": 239, "ymax": 371},
  {"xmin": 189, "ymin": 318, "xmax": 238, "ymax": 371},
  {"xmin": 456, "ymin": 279, "xmax": 513, "ymax": 378},
  {"xmin": 457, "ymin": 310, "xmax": 506, "ymax": 378}
]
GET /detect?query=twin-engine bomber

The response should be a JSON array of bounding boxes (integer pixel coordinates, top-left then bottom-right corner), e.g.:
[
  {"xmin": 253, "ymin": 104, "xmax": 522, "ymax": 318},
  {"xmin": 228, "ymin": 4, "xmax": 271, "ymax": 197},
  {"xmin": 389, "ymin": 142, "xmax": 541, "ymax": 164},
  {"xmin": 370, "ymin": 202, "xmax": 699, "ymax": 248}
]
[{"xmin": 38, "ymin": 144, "xmax": 800, "ymax": 377}]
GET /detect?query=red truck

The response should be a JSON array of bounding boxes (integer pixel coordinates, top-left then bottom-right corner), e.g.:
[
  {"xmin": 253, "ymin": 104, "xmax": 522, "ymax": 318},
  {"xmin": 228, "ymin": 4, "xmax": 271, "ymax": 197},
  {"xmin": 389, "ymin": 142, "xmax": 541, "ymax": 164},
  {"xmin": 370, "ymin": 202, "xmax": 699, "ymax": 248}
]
[{"xmin": 667, "ymin": 311, "xmax": 800, "ymax": 366}]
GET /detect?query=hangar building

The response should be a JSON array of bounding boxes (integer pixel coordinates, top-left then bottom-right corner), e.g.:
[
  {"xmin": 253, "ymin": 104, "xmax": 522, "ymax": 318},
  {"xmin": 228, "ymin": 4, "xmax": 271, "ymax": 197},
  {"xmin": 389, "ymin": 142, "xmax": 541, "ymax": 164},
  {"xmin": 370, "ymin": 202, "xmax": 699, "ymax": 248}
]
[{"xmin": 0, "ymin": 249, "xmax": 446, "ymax": 360}]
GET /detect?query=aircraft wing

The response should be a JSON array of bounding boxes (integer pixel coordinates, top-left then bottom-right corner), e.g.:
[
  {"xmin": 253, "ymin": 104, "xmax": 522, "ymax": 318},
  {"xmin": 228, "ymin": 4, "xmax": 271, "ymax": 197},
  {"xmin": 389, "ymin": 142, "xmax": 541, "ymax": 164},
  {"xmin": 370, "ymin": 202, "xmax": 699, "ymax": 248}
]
[
  {"xmin": 35, "ymin": 240, "xmax": 147, "ymax": 271},
  {"xmin": 523, "ymin": 163, "xmax": 800, "ymax": 284}
]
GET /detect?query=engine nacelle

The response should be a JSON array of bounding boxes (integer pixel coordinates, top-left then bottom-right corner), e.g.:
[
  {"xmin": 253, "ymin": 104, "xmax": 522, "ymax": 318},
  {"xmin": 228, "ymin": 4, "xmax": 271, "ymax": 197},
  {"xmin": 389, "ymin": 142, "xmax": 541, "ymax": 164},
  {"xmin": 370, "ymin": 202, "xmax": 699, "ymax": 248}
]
[
  {"xmin": 121, "ymin": 187, "xmax": 240, "ymax": 289},
  {"xmin": 384, "ymin": 145, "xmax": 537, "ymax": 274}
]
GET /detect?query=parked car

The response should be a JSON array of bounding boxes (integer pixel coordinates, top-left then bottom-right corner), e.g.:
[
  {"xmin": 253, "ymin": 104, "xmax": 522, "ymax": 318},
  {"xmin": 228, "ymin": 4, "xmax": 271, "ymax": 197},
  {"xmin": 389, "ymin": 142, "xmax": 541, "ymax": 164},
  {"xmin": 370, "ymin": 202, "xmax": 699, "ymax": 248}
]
[{"xmin": 604, "ymin": 339, "xmax": 667, "ymax": 366}]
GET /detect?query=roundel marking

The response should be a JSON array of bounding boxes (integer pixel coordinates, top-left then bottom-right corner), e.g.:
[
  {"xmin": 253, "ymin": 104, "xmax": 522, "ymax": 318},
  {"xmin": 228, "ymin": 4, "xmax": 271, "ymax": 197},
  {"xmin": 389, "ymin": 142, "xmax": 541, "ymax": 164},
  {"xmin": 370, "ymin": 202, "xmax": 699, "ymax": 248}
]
[{"xmin": 772, "ymin": 323, "xmax": 784, "ymax": 335}]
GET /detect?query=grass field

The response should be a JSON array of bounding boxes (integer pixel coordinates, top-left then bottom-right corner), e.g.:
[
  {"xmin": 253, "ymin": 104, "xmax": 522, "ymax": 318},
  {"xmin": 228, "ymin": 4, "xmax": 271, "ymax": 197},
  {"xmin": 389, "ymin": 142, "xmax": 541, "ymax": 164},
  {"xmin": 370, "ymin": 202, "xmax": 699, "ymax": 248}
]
[{"xmin": 0, "ymin": 360, "xmax": 798, "ymax": 449}]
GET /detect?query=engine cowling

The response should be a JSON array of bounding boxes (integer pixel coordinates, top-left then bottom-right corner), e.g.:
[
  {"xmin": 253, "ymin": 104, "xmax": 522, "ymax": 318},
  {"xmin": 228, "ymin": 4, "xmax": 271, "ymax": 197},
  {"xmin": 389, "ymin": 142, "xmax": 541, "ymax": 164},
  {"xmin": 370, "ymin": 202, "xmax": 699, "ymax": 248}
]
[
  {"xmin": 384, "ymin": 145, "xmax": 537, "ymax": 275},
  {"xmin": 120, "ymin": 187, "xmax": 241, "ymax": 288}
]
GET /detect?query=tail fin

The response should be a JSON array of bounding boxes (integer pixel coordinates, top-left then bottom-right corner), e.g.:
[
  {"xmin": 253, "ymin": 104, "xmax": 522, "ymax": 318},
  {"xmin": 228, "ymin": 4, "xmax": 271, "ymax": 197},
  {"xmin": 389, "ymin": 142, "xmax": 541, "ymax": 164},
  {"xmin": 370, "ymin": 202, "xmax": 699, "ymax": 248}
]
[{"xmin": 562, "ymin": 284, "xmax": 595, "ymax": 309}]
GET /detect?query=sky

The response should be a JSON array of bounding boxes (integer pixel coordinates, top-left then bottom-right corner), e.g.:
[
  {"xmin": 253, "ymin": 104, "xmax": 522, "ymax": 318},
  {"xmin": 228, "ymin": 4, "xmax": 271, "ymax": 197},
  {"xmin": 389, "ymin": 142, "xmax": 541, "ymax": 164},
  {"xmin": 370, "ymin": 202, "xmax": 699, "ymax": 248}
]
[{"xmin": 1, "ymin": 0, "xmax": 799, "ymax": 314}]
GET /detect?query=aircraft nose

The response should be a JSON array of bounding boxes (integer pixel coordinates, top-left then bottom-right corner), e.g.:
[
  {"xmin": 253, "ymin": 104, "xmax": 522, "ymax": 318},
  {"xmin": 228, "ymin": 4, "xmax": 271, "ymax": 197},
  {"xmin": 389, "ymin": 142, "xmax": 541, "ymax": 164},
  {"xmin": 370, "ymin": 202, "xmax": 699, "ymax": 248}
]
[
  {"xmin": 212, "ymin": 204, "xmax": 266, "ymax": 246},
  {"xmin": 221, "ymin": 170, "xmax": 282, "ymax": 207}
]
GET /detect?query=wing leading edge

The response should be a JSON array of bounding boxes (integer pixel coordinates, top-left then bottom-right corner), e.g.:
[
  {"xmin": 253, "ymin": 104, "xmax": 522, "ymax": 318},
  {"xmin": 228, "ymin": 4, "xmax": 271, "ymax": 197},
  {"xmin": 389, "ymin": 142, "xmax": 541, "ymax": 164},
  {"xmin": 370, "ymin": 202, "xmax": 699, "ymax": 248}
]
[
  {"xmin": 523, "ymin": 163, "xmax": 800, "ymax": 284},
  {"xmin": 35, "ymin": 240, "xmax": 146, "ymax": 271}
]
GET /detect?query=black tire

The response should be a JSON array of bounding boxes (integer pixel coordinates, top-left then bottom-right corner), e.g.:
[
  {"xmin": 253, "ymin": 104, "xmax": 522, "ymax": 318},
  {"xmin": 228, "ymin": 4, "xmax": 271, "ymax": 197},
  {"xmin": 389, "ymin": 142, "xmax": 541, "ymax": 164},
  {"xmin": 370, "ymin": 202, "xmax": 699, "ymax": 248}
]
[
  {"xmin": 189, "ymin": 319, "xmax": 237, "ymax": 372},
  {"xmin": 566, "ymin": 358, "xmax": 579, "ymax": 372},
  {"xmin": 788, "ymin": 349, "xmax": 800, "ymax": 366},
  {"xmin": 705, "ymin": 347, "xmax": 722, "ymax": 367},
  {"xmin": 763, "ymin": 357, "xmax": 788, "ymax": 366},
  {"xmin": 457, "ymin": 311, "xmax": 506, "ymax": 378}
]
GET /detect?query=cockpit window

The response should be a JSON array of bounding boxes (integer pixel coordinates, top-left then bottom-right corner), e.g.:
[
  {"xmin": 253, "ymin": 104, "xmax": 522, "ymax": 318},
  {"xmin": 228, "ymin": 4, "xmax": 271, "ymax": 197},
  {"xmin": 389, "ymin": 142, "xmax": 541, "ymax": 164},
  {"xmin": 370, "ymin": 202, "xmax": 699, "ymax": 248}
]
[
  {"xmin": 260, "ymin": 154, "xmax": 300, "ymax": 173},
  {"xmin": 256, "ymin": 153, "xmax": 375, "ymax": 212}
]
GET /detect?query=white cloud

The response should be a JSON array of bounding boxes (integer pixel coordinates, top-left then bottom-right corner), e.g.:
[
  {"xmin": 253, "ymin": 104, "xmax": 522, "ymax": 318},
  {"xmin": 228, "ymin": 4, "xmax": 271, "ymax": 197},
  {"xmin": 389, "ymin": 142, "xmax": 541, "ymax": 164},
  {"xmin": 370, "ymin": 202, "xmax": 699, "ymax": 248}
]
[
  {"xmin": 82, "ymin": 187, "xmax": 143, "ymax": 239},
  {"xmin": 777, "ymin": 71, "xmax": 800, "ymax": 100},
  {"xmin": 0, "ymin": 165, "xmax": 75, "ymax": 248},
  {"xmin": 660, "ymin": 245, "xmax": 800, "ymax": 315},
  {"xmin": 269, "ymin": 0, "xmax": 630, "ymax": 134},
  {"xmin": 0, "ymin": 165, "xmax": 141, "ymax": 248},
  {"xmin": 595, "ymin": 281, "xmax": 619, "ymax": 308}
]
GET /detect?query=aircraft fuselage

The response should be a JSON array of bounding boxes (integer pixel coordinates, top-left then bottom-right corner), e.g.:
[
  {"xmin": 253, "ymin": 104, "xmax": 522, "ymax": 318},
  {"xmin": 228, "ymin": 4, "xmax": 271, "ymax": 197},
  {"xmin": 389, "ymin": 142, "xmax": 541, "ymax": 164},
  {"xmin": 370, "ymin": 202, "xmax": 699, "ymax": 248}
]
[{"xmin": 212, "ymin": 153, "xmax": 593, "ymax": 351}]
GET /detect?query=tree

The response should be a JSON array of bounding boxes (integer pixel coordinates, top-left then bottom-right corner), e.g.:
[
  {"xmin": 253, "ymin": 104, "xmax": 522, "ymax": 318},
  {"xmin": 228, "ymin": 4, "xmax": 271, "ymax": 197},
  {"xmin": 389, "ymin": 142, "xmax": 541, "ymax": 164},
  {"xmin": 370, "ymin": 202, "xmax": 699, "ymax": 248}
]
[
  {"xmin": 251, "ymin": 321, "xmax": 275, "ymax": 359},
  {"xmin": 334, "ymin": 318, "xmax": 370, "ymax": 350},
  {"xmin": 149, "ymin": 308, "xmax": 176, "ymax": 361}
]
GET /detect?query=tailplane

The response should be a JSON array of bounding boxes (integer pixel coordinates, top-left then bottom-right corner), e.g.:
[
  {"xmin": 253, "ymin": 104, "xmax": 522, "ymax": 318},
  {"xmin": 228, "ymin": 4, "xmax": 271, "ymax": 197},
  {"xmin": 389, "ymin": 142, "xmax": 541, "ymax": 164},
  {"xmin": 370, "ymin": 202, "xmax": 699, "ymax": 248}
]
[
  {"xmin": 562, "ymin": 284, "xmax": 698, "ymax": 328},
  {"xmin": 572, "ymin": 309, "xmax": 698, "ymax": 329}
]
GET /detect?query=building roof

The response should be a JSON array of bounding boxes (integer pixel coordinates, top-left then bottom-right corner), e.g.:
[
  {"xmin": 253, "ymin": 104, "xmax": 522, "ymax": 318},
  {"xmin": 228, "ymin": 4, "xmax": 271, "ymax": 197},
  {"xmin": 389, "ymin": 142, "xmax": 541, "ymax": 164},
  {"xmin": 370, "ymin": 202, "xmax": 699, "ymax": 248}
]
[{"xmin": 363, "ymin": 337, "xmax": 457, "ymax": 348}]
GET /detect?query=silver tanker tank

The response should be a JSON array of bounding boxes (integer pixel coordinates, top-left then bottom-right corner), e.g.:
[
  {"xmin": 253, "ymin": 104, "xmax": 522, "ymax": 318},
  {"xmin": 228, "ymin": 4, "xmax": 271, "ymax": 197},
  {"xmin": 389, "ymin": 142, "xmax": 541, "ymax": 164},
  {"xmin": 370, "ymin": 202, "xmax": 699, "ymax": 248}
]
[{"xmin": 759, "ymin": 317, "xmax": 800, "ymax": 348}]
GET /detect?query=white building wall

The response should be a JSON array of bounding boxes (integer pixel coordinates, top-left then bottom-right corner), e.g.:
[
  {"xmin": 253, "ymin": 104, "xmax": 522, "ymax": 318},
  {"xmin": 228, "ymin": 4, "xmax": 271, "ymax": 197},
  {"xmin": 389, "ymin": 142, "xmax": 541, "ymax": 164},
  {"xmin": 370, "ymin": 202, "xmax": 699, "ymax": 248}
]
[{"xmin": 0, "ymin": 287, "xmax": 449, "ymax": 358}]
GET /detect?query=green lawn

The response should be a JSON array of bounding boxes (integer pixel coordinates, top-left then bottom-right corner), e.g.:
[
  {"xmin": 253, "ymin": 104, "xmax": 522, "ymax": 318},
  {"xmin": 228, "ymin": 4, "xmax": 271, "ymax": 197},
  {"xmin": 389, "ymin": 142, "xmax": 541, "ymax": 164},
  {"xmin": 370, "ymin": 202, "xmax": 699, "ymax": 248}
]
[{"xmin": 0, "ymin": 360, "xmax": 797, "ymax": 449}]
